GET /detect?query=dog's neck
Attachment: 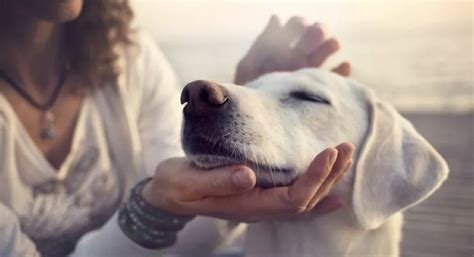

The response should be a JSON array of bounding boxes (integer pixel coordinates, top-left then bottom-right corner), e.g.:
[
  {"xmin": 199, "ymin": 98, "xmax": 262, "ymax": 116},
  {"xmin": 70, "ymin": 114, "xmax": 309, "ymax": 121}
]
[
  {"xmin": 241, "ymin": 175, "xmax": 356, "ymax": 257},
  {"xmin": 243, "ymin": 206, "xmax": 357, "ymax": 257}
]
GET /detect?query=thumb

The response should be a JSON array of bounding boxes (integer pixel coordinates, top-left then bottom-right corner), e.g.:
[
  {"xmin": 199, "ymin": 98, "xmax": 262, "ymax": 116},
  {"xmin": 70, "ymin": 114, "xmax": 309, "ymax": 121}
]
[{"xmin": 188, "ymin": 166, "xmax": 256, "ymax": 198}]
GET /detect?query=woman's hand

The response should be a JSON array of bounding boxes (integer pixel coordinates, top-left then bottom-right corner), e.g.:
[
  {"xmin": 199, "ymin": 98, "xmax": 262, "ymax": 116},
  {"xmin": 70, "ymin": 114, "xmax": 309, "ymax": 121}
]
[
  {"xmin": 235, "ymin": 16, "xmax": 351, "ymax": 85},
  {"xmin": 141, "ymin": 143, "xmax": 354, "ymax": 222}
]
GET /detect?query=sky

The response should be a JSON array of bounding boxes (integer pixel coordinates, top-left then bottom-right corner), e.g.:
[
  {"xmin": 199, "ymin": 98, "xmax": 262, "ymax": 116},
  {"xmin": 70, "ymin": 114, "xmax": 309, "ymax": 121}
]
[
  {"xmin": 132, "ymin": 0, "xmax": 472, "ymax": 41},
  {"xmin": 131, "ymin": 0, "xmax": 473, "ymax": 112}
]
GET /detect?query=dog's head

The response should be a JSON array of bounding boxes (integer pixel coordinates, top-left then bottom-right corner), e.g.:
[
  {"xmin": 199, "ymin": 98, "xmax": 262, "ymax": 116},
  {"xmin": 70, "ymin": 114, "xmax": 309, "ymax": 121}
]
[{"xmin": 181, "ymin": 68, "xmax": 448, "ymax": 229}]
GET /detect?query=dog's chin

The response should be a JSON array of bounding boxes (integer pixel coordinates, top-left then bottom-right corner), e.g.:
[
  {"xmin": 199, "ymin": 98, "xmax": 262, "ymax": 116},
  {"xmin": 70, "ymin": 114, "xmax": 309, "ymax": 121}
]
[{"xmin": 188, "ymin": 154, "xmax": 296, "ymax": 189}]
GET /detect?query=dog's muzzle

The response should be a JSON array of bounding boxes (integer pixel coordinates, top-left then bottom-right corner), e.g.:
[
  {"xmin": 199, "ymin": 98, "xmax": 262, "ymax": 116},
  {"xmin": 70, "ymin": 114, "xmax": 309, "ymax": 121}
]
[
  {"xmin": 180, "ymin": 80, "xmax": 295, "ymax": 188},
  {"xmin": 180, "ymin": 80, "xmax": 242, "ymax": 157}
]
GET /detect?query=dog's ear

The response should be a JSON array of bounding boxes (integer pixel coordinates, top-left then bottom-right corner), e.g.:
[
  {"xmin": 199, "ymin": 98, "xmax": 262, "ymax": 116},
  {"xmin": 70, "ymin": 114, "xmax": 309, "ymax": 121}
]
[{"xmin": 352, "ymin": 89, "xmax": 449, "ymax": 230}]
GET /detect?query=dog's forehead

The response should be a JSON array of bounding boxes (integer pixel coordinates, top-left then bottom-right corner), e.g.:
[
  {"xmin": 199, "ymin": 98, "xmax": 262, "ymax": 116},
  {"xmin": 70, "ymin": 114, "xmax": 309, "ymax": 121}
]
[{"xmin": 247, "ymin": 68, "xmax": 348, "ymax": 96}]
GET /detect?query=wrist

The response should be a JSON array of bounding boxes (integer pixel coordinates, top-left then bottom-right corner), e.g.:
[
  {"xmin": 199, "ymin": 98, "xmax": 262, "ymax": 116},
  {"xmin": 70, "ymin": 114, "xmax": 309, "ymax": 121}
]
[
  {"xmin": 141, "ymin": 178, "xmax": 162, "ymax": 208},
  {"xmin": 118, "ymin": 178, "xmax": 195, "ymax": 249},
  {"xmin": 141, "ymin": 177, "xmax": 190, "ymax": 217}
]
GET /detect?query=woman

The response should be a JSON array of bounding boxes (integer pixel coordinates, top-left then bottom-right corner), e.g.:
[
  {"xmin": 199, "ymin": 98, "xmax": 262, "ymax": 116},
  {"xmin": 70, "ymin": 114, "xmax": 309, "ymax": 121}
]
[{"xmin": 0, "ymin": 0, "xmax": 354, "ymax": 256}]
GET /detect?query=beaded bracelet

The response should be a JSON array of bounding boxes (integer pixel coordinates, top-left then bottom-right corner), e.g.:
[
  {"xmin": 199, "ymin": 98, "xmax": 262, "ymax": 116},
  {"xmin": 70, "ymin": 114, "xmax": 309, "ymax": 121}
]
[{"xmin": 118, "ymin": 177, "xmax": 195, "ymax": 249}]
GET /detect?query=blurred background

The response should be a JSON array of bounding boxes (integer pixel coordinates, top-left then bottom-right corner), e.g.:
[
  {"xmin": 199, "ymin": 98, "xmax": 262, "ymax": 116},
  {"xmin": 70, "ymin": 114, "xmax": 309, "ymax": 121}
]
[{"xmin": 131, "ymin": 0, "xmax": 473, "ymax": 256}]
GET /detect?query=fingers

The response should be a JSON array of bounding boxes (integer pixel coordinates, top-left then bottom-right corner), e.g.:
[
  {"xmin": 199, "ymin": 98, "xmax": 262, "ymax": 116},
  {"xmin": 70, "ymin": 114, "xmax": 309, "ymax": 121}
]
[
  {"xmin": 234, "ymin": 15, "xmax": 281, "ymax": 85},
  {"xmin": 282, "ymin": 16, "xmax": 307, "ymax": 45},
  {"xmin": 182, "ymin": 165, "xmax": 257, "ymax": 199},
  {"xmin": 306, "ymin": 143, "xmax": 355, "ymax": 209},
  {"xmin": 332, "ymin": 62, "xmax": 352, "ymax": 77},
  {"xmin": 235, "ymin": 15, "xmax": 347, "ymax": 85},
  {"xmin": 214, "ymin": 148, "xmax": 340, "ymax": 217},
  {"xmin": 308, "ymin": 38, "xmax": 340, "ymax": 68},
  {"xmin": 262, "ymin": 15, "xmax": 281, "ymax": 35},
  {"xmin": 262, "ymin": 16, "xmax": 307, "ymax": 49},
  {"xmin": 258, "ymin": 15, "xmax": 282, "ymax": 49},
  {"xmin": 289, "ymin": 23, "xmax": 325, "ymax": 70},
  {"xmin": 182, "ymin": 187, "xmax": 260, "ymax": 219},
  {"xmin": 186, "ymin": 148, "xmax": 337, "ymax": 218},
  {"xmin": 293, "ymin": 23, "xmax": 325, "ymax": 55},
  {"xmin": 178, "ymin": 144, "xmax": 354, "ymax": 221},
  {"xmin": 153, "ymin": 158, "xmax": 256, "ymax": 201},
  {"xmin": 241, "ymin": 15, "xmax": 281, "ymax": 64},
  {"xmin": 263, "ymin": 16, "xmax": 308, "ymax": 71},
  {"xmin": 333, "ymin": 143, "xmax": 355, "ymax": 174},
  {"xmin": 286, "ymin": 148, "xmax": 338, "ymax": 207}
]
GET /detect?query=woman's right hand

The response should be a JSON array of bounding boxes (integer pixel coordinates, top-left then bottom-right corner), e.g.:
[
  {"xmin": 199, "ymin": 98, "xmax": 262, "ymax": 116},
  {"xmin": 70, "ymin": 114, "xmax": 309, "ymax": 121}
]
[{"xmin": 141, "ymin": 143, "xmax": 354, "ymax": 222}]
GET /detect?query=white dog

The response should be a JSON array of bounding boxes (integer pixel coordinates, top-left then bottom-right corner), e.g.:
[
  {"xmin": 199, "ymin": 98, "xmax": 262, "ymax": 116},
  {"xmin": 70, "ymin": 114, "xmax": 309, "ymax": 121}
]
[{"xmin": 172, "ymin": 68, "xmax": 449, "ymax": 257}]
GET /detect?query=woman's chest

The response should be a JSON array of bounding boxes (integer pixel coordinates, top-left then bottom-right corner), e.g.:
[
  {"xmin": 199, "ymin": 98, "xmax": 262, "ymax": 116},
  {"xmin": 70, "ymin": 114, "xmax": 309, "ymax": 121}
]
[
  {"xmin": 0, "ymin": 92, "xmax": 126, "ymax": 209},
  {"xmin": 0, "ymin": 95, "xmax": 126, "ymax": 255},
  {"xmin": 0, "ymin": 83, "xmax": 85, "ymax": 169}
]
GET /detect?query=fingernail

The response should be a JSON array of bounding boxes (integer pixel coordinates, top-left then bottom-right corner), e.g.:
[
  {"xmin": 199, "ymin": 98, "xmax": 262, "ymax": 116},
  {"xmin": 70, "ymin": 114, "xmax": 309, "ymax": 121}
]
[
  {"xmin": 329, "ymin": 148, "xmax": 339, "ymax": 160},
  {"xmin": 233, "ymin": 169, "xmax": 254, "ymax": 188},
  {"xmin": 347, "ymin": 143, "xmax": 356, "ymax": 155},
  {"xmin": 329, "ymin": 149, "xmax": 338, "ymax": 166},
  {"xmin": 345, "ymin": 159, "xmax": 353, "ymax": 172}
]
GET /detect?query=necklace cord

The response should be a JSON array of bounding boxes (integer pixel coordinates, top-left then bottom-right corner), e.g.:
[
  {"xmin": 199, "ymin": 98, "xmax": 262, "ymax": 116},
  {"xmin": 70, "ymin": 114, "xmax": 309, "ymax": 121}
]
[{"xmin": 0, "ymin": 67, "xmax": 68, "ymax": 111}]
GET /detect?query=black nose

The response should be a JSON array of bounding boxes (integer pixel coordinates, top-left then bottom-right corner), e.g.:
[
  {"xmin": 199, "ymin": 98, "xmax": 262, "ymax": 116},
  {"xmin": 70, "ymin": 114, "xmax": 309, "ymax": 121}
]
[{"xmin": 181, "ymin": 80, "xmax": 229, "ymax": 116}]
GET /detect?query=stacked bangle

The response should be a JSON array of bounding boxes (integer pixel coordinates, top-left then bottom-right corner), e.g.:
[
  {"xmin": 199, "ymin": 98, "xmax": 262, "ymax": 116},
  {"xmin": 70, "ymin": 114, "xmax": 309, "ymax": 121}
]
[{"xmin": 118, "ymin": 178, "xmax": 195, "ymax": 249}]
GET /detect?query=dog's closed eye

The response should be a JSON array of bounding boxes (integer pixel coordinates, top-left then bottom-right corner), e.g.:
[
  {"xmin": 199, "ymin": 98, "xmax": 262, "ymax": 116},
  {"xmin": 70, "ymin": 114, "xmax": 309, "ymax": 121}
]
[{"xmin": 290, "ymin": 91, "xmax": 331, "ymax": 105}]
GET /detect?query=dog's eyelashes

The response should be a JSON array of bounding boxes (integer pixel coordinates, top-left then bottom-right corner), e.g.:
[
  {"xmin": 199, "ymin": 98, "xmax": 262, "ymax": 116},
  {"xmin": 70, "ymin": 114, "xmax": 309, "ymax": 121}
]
[{"xmin": 290, "ymin": 91, "xmax": 331, "ymax": 105}]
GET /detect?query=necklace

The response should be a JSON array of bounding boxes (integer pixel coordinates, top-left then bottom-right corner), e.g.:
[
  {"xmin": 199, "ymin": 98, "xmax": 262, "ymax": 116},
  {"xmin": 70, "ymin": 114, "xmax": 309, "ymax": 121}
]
[{"xmin": 0, "ymin": 67, "xmax": 67, "ymax": 140}]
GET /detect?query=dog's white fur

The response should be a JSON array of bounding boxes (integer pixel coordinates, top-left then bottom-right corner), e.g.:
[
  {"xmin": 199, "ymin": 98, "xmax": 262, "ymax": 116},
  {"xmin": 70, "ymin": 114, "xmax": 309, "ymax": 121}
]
[{"xmin": 170, "ymin": 69, "xmax": 449, "ymax": 257}]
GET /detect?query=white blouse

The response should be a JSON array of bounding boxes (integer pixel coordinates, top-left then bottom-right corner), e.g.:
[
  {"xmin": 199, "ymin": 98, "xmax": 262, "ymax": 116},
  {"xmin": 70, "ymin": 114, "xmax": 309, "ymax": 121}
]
[{"xmin": 0, "ymin": 32, "xmax": 187, "ymax": 257}]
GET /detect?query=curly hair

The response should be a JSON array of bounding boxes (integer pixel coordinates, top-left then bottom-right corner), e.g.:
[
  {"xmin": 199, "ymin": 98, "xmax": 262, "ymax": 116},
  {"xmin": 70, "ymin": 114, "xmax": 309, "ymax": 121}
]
[{"xmin": 66, "ymin": 0, "xmax": 134, "ymax": 87}]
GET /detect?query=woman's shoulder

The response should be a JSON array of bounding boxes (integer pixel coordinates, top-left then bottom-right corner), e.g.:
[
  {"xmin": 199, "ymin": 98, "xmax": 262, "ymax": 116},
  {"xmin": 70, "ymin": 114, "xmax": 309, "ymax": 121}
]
[
  {"xmin": 118, "ymin": 30, "xmax": 174, "ymax": 80},
  {"xmin": 110, "ymin": 30, "xmax": 180, "ymax": 120},
  {"xmin": 115, "ymin": 30, "xmax": 179, "ymax": 104}
]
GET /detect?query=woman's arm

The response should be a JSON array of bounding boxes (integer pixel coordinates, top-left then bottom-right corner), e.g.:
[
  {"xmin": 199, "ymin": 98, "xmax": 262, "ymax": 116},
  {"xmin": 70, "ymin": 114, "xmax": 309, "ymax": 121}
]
[
  {"xmin": 71, "ymin": 32, "xmax": 184, "ymax": 257},
  {"xmin": 0, "ymin": 203, "xmax": 41, "ymax": 257}
]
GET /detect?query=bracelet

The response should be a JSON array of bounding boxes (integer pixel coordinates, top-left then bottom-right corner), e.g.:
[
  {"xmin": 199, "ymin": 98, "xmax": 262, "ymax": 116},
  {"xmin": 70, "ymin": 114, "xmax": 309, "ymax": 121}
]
[{"xmin": 118, "ymin": 177, "xmax": 195, "ymax": 249}]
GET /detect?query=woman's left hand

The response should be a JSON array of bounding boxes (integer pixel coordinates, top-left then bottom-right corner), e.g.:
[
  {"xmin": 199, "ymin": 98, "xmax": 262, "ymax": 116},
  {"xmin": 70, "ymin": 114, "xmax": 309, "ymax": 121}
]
[
  {"xmin": 235, "ymin": 15, "xmax": 351, "ymax": 85},
  {"xmin": 142, "ymin": 143, "xmax": 354, "ymax": 223}
]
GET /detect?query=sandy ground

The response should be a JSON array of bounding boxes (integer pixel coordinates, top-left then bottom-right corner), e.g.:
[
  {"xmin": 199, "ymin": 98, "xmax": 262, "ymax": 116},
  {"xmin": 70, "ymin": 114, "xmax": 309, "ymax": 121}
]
[{"xmin": 400, "ymin": 112, "xmax": 474, "ymax": 257}]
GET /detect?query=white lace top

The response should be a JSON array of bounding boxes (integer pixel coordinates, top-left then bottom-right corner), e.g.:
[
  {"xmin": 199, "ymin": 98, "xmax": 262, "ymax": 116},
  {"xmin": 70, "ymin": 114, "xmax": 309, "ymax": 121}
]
[
  {"xmin": 0, "ymin": 95, "xmax": 124, "ymax": 256},
  {"xmin": 0, "ymin": 33, "xmax": 186, "ymax": 257}
]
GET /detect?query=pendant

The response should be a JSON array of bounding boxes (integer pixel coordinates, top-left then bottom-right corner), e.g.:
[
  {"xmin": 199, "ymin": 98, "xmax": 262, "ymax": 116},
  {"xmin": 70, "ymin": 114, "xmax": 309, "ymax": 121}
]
[
  {"xmin": 40, "ymin": 111, "xmax": 56, "ymax": 140},
  {"xmin": 40, "ymin": 125, "xmax": 56, "ymax": 140}
]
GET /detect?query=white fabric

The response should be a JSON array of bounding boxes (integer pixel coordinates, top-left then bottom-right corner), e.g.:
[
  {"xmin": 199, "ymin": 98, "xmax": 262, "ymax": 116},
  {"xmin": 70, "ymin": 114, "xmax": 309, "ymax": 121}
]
[
  {"xmin": 0, "ymin": 32, "xmax": 185, "ymax": 257},
  {"xmin": 0, "ymin": 94, "xmax": 122, "ymax": 256}
]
